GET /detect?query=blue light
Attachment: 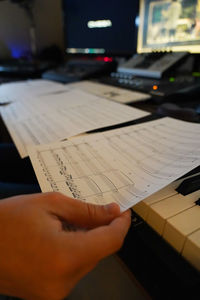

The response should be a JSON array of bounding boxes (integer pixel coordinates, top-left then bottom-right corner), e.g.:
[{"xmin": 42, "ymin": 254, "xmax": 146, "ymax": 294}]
[
  {"xmin": 11, "ymin": 47, "xmax": 23, "ymax": 59},
  {"xmin": 135, "ymin": 16, "xmax": 140, "ymax": 27},
  {"xmin": 8, "ymin": 43, "xmax": 31, "ymax": 59}
]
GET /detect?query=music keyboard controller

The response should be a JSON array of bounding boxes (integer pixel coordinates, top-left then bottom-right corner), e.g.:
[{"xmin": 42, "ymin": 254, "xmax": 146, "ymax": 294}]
[{"xmin": 119, "ymin": 166, "xmax": 200, "ymax": 300}]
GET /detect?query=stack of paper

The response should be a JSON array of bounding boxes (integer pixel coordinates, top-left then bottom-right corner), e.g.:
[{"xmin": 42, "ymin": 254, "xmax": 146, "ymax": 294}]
[{"xmin": 2, "ymin": 79, "xmax": 199, "ymax": 212}]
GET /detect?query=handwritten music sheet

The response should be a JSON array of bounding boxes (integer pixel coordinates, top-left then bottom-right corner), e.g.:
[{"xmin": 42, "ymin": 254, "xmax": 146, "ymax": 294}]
[
  {"xmin": 0, "ymin": 89, "xmax": 149, "ymax": 158},
  {"xmin": 28, "ymin": 117, "xmax": 200, "ymax": 212},
  {"xmin": 66, "ymin": 80, "xmax": 150, "ymax": 104},
  {"xmin": 0, "ymin": 79, "xmax": 68, "ymax": 104}
]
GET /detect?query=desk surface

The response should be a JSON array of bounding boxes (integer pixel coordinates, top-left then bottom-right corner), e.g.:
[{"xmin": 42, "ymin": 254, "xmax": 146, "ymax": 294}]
[{"xmin": 68, "ymin": 255, "xmax": 151, "ymax": 300}]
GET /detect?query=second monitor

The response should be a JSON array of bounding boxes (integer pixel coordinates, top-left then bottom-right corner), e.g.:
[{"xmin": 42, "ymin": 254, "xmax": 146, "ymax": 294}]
[{"xmin": 138, "ymin": 0, "xmax": 200, "ymax": 53}]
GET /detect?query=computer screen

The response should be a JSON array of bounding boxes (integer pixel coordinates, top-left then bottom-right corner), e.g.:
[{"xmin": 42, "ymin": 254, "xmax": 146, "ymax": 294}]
[
  {"xmin": 138, "ymin": 0, "xmax": 200, "ymax": 53},
  {"xmin": 62, "ymin": 0, "xmax": 139, "ymax": 57}
]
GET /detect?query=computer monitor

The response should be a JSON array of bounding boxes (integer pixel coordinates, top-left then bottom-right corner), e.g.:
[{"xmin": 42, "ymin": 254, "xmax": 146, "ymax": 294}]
[
  {"xmin": 62, "ymin": 0, "xmax": 139, "ymax": 57},
  {"xmin": 138, "ymin": 0, "xmax": 200, "ymax": 53}
]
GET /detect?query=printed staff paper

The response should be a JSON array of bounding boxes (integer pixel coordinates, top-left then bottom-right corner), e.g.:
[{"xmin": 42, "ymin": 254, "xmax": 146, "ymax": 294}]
[
  {"xmin": 0, "ymin": 79, "xmax": 68, "ymax": 104},
  {"xmin": 0, "ymin": 89, "xmax": 149, "ymax": 158},
  {"xmin": 28, "ymin": 117, "xmax": 200, "ymax": 212},
  {"xmin": 67, "ymin": 80, "xmax": 150, "ymax": 104}
]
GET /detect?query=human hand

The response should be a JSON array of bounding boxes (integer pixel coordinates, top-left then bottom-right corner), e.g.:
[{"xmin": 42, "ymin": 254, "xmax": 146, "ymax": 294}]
[{"xmin": 0, "ymin": 192, "xmax": 131, "ymax": 300}]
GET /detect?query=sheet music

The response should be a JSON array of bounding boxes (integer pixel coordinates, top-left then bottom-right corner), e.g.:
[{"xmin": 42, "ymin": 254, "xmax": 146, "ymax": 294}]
[
  {"xmin": 0, "ymin": 79, "xmax": 68, "ymax": 104},
  {"xmin": 28, "ymin": 117, "xmax": 200, "ymax": 212},
  {"xmin": 0, "ymin": 89, "xmax": 149, "ymax": 158},
  {"xmin": 67, "ymin": 80, "xmax": 151, "ymax": 103}
]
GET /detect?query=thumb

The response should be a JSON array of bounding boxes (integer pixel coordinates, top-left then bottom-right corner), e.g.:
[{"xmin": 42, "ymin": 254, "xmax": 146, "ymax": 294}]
[
  {"xmin": 73, "ymin": 210, "xmax": 131, "ymax": 265},
  {"xmin": 44, "ymin": 192, "xmax": 121, "ymax": 228}
]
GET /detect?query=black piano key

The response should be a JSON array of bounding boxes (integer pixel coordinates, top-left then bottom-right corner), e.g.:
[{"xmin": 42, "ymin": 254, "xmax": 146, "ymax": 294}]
[
  {"xmin": 195, "ymin": 199, "xmax": 200, "ymax": 206},
  {"xmin": 176, "ymin": 174, "xmax": 200, "ymax": 196},
  {"xmin": 177, "ymin": 165, "xmax": 200, "ymax": 180}
]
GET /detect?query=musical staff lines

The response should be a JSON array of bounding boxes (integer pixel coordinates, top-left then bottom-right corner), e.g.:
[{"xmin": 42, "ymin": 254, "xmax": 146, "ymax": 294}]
[
  {"xmin": 29, "ymin": 117, "xmax": 200, "ymax": 211},
  {"xmin": 1, "ymin": 89, "xmax": 149, "ymax": 158}
]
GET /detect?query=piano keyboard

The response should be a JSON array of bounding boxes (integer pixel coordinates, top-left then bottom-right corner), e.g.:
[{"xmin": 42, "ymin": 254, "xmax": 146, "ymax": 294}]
[{"xmin": 133, "ymin": 169, "xmax": 200, "ymax": 272}]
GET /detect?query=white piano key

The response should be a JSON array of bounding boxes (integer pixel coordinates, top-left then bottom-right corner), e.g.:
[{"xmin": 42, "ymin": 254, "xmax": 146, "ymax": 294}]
[
  {"xmin": 163, "ymin": 206, "xmax": 200, "ymax": 253},
  {"xmin": 132, "ymin": 172, "xmax": 200, "ymax": 220},
  {"xmin": 182, "ymin": 229, "xmax": 200, "ymax": 272},
  {"xmin": 132, "ymin": 182, "xmax": 178, "ymax": 220},
  {"xmin": 146, "ymin": 190, "xmax": 200, "ymax": 235}
]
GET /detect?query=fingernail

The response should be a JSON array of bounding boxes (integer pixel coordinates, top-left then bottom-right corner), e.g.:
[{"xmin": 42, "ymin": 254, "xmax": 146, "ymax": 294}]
[{"xmin": 104, "ymin": 203, "xmax": 118, "ymax": 214}]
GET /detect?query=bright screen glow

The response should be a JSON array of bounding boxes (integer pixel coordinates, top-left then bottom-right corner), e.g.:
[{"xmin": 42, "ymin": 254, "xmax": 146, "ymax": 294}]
[
  {"xmin": 87, "ymin": 20, "xmax": 112, "ymax": 28},
  {"xmin": 138, "ymin": 0, "xmax": 200, "ymax": 53}
]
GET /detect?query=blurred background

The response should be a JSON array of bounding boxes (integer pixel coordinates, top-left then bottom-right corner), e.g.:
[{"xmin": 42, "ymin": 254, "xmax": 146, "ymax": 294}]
[{"xmin": 0, "ymin": 0, "xmax": 64, "ymax": 59}]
